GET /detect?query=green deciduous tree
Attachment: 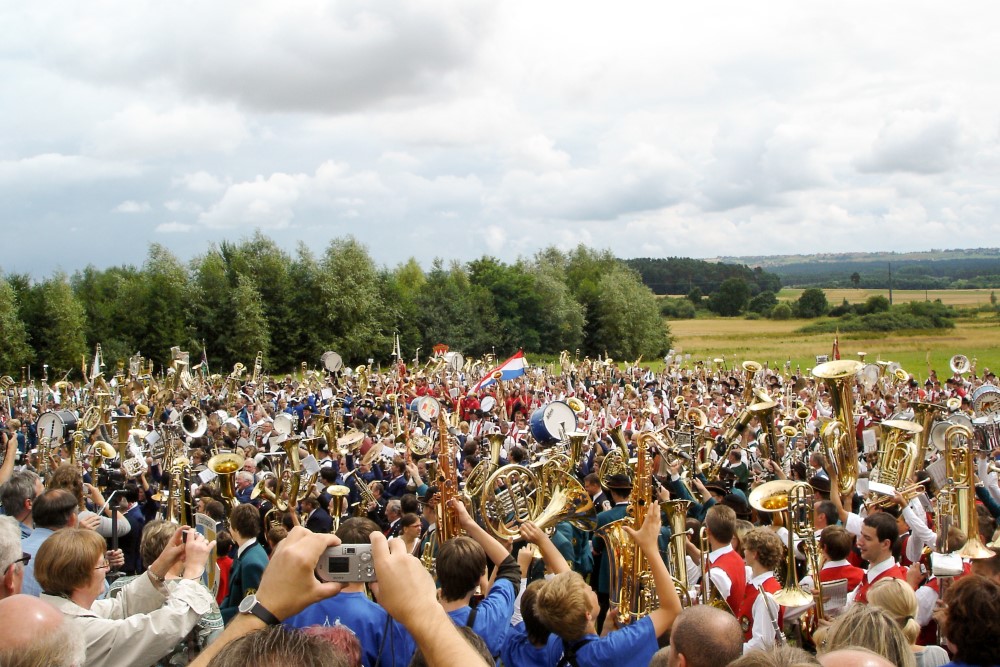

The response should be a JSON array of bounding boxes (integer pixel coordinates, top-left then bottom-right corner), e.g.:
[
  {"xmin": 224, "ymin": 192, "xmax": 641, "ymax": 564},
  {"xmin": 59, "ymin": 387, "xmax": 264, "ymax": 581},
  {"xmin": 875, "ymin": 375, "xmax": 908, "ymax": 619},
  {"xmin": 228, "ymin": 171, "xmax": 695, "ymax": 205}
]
[
  {"xmin": 226, "ymin": 273, "xmax": 270, "ymax": 364},
  {"xmin": 29, "ymin": 273, "xmax": 88, "ymax": 373},
  {"xmin": 318, "ymin": 237, "xmax": 389, "ymax": 361},
  {"xmin": 0, "ymin": 276, "xmax": 33, "ymax": 371},
  {"xmin": 709, "ymin": 278, "xmax": 750, "ymax": 316},
  {"xmin": 591, "ymin": 265, "xmax": 671, "ymax": 359},
  {"xmin": 796, "ymin": 288, "xmax": 830, "ymax": 318}
]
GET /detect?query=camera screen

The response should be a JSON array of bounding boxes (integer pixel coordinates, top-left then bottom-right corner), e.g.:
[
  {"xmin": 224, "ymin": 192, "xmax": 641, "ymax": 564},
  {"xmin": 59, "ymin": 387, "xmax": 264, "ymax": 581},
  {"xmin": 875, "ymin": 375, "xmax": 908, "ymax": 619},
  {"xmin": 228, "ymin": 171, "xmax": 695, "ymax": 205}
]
[{"xmin": 328, "ymin": 556, "xmax": 350, "ymax": 573}]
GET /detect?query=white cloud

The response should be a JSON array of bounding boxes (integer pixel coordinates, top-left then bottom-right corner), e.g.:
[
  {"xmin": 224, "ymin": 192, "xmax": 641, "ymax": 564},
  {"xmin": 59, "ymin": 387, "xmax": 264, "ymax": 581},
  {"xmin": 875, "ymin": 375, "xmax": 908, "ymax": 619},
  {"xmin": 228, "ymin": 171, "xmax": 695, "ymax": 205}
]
[
  {"xmin": 856, "ymin": 109, "xmax": 963, "ymax": 174},
  {"xmin": 155, "ymin": 222, "xmax": 194, "ymax": 233},
  {"xmin": 89, "ymin": 103, "xmax": 249, "ymax": 159},
  {"xmin": 200, "ymin": 173, "xmax": 309, "ymax": 230},
  {"xmin": 174, "ymin": 171, "xmax": 227, "ymax": 194},
  {"xmin": 0, "ymin": 153, "xmax": 141, "ymax": 187},
  {"xmin": 114, "ymin": 200, "xmax": 150, "ymax": 213}
]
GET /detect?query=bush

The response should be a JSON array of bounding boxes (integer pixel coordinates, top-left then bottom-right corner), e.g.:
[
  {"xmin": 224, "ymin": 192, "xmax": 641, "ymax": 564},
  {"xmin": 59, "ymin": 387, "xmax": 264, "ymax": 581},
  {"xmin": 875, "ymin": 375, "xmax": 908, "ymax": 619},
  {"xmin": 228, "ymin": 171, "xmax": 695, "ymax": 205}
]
[
  {"xmin": 797, "ymin": 300, "xmax": 957, "ymax": 333},
  {"xmin": 771, "ymin": 303, "xmax": 793, "ymax": 320},
  {"xmin": 748, "ymin": 291, "xmax": 778, "ymax": 316},
  {"xmin": 829, "ymin": 298, "xmax": 853, "ymax": 317},
  {"xmin": 860, "ymin": 295, "xmax": 890, "ymax": 314},
  {"xmin": 745, "ymin": 312, "xmax": 761, "ymax": 320},
  {"xmin": 660, "ymin": 297, "xmax": 696, "ymax": 319}
]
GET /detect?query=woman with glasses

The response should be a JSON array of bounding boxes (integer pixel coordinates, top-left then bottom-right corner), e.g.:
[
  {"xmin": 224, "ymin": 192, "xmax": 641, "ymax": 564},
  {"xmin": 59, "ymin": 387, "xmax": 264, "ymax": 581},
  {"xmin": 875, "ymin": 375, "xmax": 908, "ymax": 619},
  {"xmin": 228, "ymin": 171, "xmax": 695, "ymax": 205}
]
[{"xmin": 34, "ymin": 525, "xmax": 216, "ymax": 667}]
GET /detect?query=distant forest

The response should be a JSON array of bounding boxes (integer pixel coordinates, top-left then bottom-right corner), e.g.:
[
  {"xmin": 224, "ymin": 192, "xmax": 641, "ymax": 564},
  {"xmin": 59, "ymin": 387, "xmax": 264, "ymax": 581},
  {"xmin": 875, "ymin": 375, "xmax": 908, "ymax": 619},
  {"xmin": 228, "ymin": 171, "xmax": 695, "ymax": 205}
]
[
  {"xmin": 758, "ymin": 256, "xmax": 1000, "ymax": 289},
  {"xmin": 623, "ymin": 257, "xmax": 781, "ymax": 295}
]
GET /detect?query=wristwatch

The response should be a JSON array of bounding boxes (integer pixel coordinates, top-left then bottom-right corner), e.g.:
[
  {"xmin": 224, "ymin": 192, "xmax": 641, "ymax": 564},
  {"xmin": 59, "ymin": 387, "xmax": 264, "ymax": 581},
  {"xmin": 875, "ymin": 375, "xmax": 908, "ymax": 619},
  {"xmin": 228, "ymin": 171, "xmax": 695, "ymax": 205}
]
[{"xmin": 238, "ymin": 594, "xmax": 281, "ymax": 626}]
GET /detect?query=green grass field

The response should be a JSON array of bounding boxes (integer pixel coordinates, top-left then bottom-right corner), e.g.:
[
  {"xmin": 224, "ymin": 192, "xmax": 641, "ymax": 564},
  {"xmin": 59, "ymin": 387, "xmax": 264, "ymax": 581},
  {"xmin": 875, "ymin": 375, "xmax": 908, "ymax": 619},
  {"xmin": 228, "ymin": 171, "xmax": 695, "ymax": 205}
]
[{"xmin": 666, "ymin": 312, "xmax": 1000, "ymax": 380}]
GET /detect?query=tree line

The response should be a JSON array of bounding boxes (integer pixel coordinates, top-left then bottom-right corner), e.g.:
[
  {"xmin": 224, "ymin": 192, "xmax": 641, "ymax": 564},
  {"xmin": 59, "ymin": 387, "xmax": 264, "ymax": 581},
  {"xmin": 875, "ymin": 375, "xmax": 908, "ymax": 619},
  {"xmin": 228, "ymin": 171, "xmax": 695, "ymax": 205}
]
[
  {"xmin": 0, "ymin": 234, "xmax": 671, "ymax": 377},
  {"xmin": 623, "ymin": 257, "xmax": 782, "ymax": 296}
]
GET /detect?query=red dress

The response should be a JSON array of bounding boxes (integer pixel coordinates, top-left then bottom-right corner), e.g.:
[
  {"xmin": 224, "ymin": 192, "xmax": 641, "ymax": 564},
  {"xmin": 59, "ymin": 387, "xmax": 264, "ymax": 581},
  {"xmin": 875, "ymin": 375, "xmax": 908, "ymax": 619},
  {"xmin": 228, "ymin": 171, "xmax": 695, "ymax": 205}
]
[{"xmin": 216, "ymin": 555, "xmax": 233, "ymax": 606}]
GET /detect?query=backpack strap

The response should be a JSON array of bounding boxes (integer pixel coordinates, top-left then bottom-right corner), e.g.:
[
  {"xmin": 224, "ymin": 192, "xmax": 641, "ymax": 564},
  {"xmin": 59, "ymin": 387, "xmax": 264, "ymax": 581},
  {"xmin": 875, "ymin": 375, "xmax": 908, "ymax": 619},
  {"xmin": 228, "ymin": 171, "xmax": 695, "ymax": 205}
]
[{"xmin": 556, "ymin": 637, "xmax": 593, "ymax": 667}]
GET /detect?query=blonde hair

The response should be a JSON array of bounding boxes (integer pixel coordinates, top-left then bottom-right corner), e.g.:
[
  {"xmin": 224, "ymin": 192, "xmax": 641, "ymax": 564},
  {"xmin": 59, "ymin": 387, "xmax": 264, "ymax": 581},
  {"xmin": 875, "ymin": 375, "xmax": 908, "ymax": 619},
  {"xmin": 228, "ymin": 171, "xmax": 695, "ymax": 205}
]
[
  {"xmin": 35, "ymin": 528, "xmax": 105, "ymax": 597},
  {"xmin": 866, "ymin": 577, "xmax": 921, "ymax": 644},
  {"xmin": 534, "ymin": 571, "xmax": 592, "ymax": 642},
  {"xmin": 822, "ymin": 604, "xmax": 916, "ymax": 667}
]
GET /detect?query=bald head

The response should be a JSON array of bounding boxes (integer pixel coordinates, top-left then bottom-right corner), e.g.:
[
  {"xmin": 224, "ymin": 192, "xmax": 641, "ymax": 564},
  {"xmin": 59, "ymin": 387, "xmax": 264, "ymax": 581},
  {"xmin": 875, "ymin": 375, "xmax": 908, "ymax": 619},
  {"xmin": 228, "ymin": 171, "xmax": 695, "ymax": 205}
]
[
  {"xmin": 0, "ymin": 594, "xmax": 84, "ymax": 666},
  {"xmin": 661, "ymin": 605, "xmax": 743, "ymax": 667},
  {"xmin": 819, "ymin": 649, "xmax": 894, "ymax": 667}
]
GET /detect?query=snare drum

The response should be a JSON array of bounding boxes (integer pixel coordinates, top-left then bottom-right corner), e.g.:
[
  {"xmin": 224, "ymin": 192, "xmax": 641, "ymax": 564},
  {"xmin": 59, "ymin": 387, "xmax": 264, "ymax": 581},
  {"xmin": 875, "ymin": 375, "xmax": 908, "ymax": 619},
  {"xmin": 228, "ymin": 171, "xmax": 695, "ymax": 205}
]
[
  {"xmin": 529, "ymin": 401, "xmax": 578, "ymax": 444},
  {"xmin": 972, "ymin": 384, "xmax": 1000, "ymax": 415}
]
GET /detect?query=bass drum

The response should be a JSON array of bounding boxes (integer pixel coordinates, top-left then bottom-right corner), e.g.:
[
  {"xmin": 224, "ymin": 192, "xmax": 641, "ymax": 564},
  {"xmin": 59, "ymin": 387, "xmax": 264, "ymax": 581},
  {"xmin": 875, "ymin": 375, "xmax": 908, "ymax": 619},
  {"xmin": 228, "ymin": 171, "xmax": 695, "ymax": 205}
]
[
  {"xmin": 36, "ymin": 410, "xmax": 79, "ymax": 441},
  {"xmin": 529, "ymin": 401, "xmax": 578, "ymax": 445},
  {"xmin": 972, "ymin": 384, "xmax": 1000, "ymax": 415},
  {"xmin": 416, "ymin": 396, "xmax": 441, "ymax": 423}
]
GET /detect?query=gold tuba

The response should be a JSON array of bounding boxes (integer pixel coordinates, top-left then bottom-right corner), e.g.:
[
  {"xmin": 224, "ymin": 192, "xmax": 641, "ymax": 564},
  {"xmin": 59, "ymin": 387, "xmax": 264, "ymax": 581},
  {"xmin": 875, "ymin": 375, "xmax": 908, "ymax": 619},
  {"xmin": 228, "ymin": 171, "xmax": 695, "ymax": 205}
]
[
  {"xmin": 594, "ymin": 432, "xmax": 655, "ymax": 624},
  {"xmin": 748, "ymin": 480, "xmax": 814, "ymax": 607},
  {"xmin": 812, "ymin": 360, "xmax": 863, "ymax": 497},
  {"xmin": 942, "ymin": 424, "xmax": 993, "ymax": 559},
  {"xmin": 870, "ymin": 419, "xmax": 922, "ymax": 490},
  {"xmin": 208, "ymin": 452, "xmax": 246, "ymax": 513}
]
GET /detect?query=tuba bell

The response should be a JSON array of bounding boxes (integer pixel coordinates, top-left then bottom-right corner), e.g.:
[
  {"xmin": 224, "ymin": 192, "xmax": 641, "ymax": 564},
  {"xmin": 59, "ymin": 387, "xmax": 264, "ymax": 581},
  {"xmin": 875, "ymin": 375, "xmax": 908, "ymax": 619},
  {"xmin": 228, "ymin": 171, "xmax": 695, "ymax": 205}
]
[
  {"xmin": 748, "ymin": 480, "xmax": 815, "ymax": 607},
  {"xmin": 950, "ymin": 355, "xmax": 971, "ymax": 375},
  {"xmin": 181, "ymin": 406, "xmax": 208, "ymax": 439},
  {"xmin": 208, "ymin": 452, "xmax": 246, "ymax": 513}
]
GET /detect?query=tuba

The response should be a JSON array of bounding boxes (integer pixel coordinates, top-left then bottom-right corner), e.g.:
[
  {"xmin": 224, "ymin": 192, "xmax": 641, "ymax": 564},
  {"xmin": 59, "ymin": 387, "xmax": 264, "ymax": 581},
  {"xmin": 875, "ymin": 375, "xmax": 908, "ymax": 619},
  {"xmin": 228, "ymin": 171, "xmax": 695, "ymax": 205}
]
[
  {"xmin": 594, "ymin": 432, "xmax": 655, "ymax": 624},
  {"xmin": 208, "ymin": 452, "xmax": 246, "ymax": 513},
  {"xmin": 942, "ymin": 424, "xmax": 993, "ymax": 559},
  {"xmin": 742, "ymin": 360, "xmax": 762, "ymax": 404},
  {"xmin": 812, "ymin": 360, "xmax": 863, "ymax": 497},
  {"xmin": 327, "ymin": 484, "xmax": 350, "ymax": 533},
  {"xmin": 599, "ymin": 425, "xmax": 634, "ymax": 488},
  {"xmin": 870, "ymin": 419, "xmax": 922, "ymax": 491},
  {"xmin": 950, "ymin": 355, "xmax": 971, "ymax": 375},
  {"xmin": 748, "ymin": 480, "xmax": 814, "ymax": 608},
  {"xmin": 663, "ymin": 499, "xmax": 693, "ymax": 606},
  {"xmin": 181, "ymin": 406, "xmax": 208, "ymax": 439},
  {"xmin": 908, "ymin": 400, "xmax": 945, "ymax": 468}
]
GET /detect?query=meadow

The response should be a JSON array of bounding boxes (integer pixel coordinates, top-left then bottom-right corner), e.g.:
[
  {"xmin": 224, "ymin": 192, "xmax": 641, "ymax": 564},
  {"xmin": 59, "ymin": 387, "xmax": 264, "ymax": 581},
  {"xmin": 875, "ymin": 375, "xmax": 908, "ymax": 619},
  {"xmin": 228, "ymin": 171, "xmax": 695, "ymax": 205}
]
[
  {"xmin": 776, "ymin": 287, "xmax": 997, "ymax": 308},
  {"xmin": 666, "ymin": 312, "xmax": 1000, "ymax": 380}
]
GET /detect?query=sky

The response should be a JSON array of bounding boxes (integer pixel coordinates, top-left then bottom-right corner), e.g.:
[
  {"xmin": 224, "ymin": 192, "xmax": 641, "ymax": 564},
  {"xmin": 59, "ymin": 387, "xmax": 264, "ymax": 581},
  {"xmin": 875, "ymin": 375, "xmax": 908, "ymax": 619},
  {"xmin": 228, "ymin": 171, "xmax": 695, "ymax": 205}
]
[{"xmin": 3, "ymin": 1, "xmax": 1000, "ymax": 278}]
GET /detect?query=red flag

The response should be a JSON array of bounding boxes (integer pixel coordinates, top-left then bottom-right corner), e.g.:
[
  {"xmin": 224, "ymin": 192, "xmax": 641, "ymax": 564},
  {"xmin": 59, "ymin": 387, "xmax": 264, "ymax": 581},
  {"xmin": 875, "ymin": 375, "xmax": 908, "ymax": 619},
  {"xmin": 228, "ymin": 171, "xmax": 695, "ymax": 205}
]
[{"xmin": 832, "ymin": 330, "xmax": 840, "ymax": 361}]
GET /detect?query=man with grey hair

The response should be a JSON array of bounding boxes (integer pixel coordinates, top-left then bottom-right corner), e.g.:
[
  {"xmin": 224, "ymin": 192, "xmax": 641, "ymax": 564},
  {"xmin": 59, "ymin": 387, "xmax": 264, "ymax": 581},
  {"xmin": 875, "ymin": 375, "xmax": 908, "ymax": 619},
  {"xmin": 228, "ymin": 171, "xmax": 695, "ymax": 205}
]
[
  {"xmin": 648, "ymin": 605, "xmax": 743, "ymax": 667},
  {"xmin": 235, "ymin": 470, "xmax": 255, "ymax": 504},
  {"xmin": 384, "ymin": 498, "xmax": 403, "ymax": 537},
  {"xmin": 0, "ymin": 516, "xmax": 25, "ymax": 600},
  {"xmin": 0, "ymin": 470, "xmax": 43, "ymax": 539},
  {"xmin": 0, "ymin": 594, "xmax": 85, "ymax": 667}
]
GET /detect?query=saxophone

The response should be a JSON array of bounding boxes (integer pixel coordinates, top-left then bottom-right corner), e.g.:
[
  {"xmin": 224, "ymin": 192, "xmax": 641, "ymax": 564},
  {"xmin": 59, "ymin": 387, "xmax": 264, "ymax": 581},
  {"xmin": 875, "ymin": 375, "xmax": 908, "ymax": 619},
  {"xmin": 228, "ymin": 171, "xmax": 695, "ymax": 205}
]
[
  {"xmin": 435, "ymin": 411, "xmax": 461, "ymax": 543},
  {"xmin": 595, "ymin": 432, "xmax": 656, "ymax": 624}
]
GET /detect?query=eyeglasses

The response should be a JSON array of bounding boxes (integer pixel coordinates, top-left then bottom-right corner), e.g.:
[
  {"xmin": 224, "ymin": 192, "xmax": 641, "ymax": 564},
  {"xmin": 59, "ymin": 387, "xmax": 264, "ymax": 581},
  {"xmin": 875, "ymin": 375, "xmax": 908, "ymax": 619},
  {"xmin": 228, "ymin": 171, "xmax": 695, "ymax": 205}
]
[
  {"xmin": 4, "ymin": 553, "xmax": 30, "ymax": 571},
  {"xmin": 95, "ymin": 559, "xmax": 111, "ymax": 571}
]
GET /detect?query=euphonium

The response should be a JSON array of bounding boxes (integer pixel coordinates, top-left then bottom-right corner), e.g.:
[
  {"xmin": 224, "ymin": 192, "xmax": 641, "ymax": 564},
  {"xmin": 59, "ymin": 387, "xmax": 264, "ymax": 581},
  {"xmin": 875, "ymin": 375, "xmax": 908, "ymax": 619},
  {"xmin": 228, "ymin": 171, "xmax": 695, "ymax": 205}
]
[
  {"xmin": 465, "ymin": 432, "xmax": 504, "ymax": 501},
  {"xmin": 870, "ymin": 419, "xmax": 921, "ymax": 490},
  {"xmin": 599, "ymin": 425, "xmax": 633, "ymax": 488},
  {"xmin": 812, "ymin": 360, "xmax": 863, "ymax": 497}
]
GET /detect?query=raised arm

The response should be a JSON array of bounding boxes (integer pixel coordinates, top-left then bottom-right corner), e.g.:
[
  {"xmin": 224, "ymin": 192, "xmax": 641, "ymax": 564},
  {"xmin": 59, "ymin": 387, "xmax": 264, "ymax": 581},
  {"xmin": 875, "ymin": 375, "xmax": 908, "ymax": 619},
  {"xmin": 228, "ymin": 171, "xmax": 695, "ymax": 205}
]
[{"xmin": 625, "ymin": 502, "xmax": 682, "ymax": 636}]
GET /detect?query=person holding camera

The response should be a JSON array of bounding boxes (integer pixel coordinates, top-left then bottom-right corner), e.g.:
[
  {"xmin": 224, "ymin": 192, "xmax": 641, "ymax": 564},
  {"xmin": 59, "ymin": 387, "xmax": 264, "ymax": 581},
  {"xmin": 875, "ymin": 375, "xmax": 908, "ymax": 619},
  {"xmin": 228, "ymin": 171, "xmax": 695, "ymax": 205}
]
[{"xmin": 35, "ymin": 525, "xmax": 216, "ymax": 667}]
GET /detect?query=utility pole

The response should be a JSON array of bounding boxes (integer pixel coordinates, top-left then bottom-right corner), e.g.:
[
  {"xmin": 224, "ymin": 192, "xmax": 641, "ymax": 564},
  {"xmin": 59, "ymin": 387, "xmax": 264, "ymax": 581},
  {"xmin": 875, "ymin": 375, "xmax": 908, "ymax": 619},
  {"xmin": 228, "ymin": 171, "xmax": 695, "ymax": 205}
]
[{"xmin": 888, "ymin": 262, "xmax": 893, "ymax": 305}]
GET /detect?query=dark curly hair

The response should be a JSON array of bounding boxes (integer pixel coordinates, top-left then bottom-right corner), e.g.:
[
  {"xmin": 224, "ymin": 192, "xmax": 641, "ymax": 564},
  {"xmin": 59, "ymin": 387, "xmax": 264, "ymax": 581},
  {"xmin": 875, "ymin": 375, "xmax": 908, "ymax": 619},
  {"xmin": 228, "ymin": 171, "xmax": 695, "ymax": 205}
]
[{"xmin": 943, "ymin": 575, "xmax": 1000, "ymax": 666}]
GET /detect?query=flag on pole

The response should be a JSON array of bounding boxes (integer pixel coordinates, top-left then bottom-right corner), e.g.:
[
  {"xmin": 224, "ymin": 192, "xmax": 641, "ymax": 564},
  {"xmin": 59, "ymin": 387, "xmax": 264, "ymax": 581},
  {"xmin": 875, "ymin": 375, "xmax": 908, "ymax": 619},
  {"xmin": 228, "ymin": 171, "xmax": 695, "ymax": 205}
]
[
  {"xmin": 832, "ymin": 330, "xmax": 840, "ymax": 361},
  {"xmin": 201, "ymin": 343, "xmax": 210, "ymax": 376},
  {"xmin": 473, "ymin": 350, "xmax": 527, "ymax": 392}
]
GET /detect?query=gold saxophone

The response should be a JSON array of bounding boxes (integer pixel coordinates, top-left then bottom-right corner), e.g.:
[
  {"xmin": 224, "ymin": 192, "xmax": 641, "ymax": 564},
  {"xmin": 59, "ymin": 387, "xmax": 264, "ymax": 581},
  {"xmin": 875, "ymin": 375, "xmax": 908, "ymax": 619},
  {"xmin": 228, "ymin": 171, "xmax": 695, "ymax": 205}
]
[{"xmin": 435, "ymin": 411, "xmax": 461, "ymax": 543}]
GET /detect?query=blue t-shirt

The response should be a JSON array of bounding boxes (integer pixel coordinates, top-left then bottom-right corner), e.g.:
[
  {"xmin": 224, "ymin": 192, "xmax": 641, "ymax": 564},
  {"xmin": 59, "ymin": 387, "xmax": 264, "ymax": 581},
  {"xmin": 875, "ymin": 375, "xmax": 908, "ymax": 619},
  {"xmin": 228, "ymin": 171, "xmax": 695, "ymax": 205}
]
[
  {"xmin": 284, "ymin": 591, "xmax": 411, "ymax": 667},
  {"xmin": 541, "ymin": 615, "xmax": 658, "ymax": 667},
  {"xmin": 445, "ymin": 577, "xmax": 517, "ymax": 659},
  {"xmin": 501, "ymin": 622, "xmax": 552, "ymax": 667}
]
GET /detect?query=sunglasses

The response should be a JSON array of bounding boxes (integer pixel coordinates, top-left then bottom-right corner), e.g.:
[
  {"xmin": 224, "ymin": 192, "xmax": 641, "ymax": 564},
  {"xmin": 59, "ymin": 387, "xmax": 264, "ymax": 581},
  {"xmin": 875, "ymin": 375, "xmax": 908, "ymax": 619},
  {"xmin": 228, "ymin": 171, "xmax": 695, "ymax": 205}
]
[{"xmin": 5, "ymin": 552, "xmax": 30, "ymax": 571}]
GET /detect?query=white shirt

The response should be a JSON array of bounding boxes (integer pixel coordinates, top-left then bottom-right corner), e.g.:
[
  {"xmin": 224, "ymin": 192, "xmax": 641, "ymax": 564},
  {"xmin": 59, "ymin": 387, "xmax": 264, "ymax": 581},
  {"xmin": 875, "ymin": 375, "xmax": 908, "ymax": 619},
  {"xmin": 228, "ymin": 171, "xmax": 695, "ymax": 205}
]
[
  {"xmin": 847, "ymin": 554, "xmax": 897, "ymax": 605},
  {"xmin": 237, "ymin": 537, "xmax": 258, "ymax": 559},
  {"xmin": 708, "ymin": 543, "xmax": 735, "ymax": 602}
]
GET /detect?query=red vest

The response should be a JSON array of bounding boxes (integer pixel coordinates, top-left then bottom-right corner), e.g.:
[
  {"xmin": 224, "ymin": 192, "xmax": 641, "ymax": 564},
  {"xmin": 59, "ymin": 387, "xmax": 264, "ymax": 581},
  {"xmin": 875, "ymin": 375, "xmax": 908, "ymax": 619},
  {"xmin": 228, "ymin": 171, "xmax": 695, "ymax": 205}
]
[
  {"xmin": 854, "ymin": 563, "xmax": 907, "ymax": 604},
  {"xmin": 739, "ymin": 576, "xmax": 783, "ymax": 641},
  {"xmin": 820, "ymin": 563, "xmax": 865, "ymax": 591},
  {"xmin": 711, "ymin": 550, "xmax": 748, "ymax": 613},
  {"xmin": 916, "ymin": 562, "xmax": 972, "ymax": 646}
]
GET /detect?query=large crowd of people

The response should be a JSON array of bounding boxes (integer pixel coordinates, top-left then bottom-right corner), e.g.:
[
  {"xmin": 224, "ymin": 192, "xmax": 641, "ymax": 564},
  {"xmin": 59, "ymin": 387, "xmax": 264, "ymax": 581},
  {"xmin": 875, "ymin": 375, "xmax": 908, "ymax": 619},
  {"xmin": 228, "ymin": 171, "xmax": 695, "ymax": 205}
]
[{"xmin": 1, "ymin": 348, "xmax": 1000, "ymax": 667}]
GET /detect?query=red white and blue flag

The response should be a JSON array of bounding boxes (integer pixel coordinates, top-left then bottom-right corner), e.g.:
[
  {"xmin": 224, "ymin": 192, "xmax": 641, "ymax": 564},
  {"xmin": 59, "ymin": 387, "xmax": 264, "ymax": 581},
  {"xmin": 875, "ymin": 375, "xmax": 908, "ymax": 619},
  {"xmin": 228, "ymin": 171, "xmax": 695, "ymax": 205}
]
[{"xmin": 473, "ymin": 350, "xmax": 527, "ymax": 391}]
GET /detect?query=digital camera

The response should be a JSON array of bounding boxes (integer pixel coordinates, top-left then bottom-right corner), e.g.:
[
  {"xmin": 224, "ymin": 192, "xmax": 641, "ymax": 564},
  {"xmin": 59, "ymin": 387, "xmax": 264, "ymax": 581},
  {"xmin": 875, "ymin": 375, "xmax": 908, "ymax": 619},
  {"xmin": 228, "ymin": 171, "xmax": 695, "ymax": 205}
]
[{"xmin": 316, "ymin": 544, "xmax": 376, "ymax": 583}]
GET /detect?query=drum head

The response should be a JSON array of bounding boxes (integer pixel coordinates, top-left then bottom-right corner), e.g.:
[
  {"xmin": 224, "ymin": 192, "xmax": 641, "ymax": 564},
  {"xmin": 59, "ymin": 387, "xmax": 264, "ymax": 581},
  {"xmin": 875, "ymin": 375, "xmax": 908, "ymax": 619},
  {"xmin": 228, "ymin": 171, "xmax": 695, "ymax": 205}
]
[
  {"xmin": 480, "ymin": 396, "xmax": 497, "ymax": 413},
  {"xmin": 417, "ymin": 397, "xmax": 441, "ymax": 422},
  {"xmin": 972, "ymin": 384, "xmax": 1000, "ymax": 415},
  {"xmin": 444, "ymin": 351, "xmax": 464, "ymax": 372},
  {"xmin": 542, "ymin": 401, "xmax": 577, "ymax": 440},
  {"xmin": 322, "ymin": 351, "xmax": 343, "ymax": 372}
]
